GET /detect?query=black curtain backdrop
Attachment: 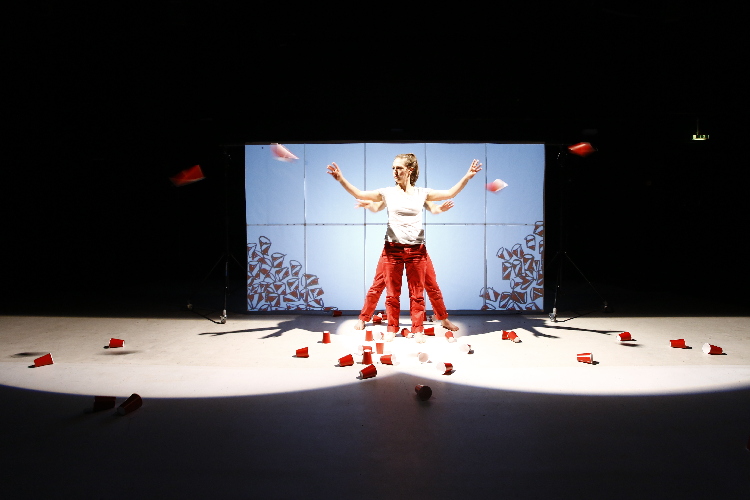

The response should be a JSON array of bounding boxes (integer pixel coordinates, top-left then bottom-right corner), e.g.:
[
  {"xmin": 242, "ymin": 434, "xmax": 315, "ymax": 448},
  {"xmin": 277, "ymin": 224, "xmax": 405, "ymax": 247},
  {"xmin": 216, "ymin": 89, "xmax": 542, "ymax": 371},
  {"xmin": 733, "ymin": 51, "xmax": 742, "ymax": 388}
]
[{"xmin": 4, "ymin": 3, "xmax": 745, "ymax": 311}]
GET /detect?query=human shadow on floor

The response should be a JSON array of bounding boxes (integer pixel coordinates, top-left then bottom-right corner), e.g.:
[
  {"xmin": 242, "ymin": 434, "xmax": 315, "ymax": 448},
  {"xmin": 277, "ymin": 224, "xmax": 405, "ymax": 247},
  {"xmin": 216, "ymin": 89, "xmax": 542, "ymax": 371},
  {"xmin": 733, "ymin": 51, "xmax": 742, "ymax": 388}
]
[{"xmin": 198, "ymin": 315, "xmax": 323, "ymax": 339}]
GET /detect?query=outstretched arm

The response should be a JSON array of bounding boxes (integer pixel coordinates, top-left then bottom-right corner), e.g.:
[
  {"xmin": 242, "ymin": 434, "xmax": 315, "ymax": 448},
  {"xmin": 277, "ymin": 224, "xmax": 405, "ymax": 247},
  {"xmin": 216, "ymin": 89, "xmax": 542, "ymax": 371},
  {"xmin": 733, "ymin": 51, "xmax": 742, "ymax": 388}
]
[
  {"xmin": 425, "ymin": 200, "xmax": 454, "ymax": 214},
  {"xmin": 355, "ymin": 199, "xmax": 386, "ymax": 213},
  {"xmin": 327, "ymin": 162, "xmax": 382, "ymax": 202},
  {"xmin": 426, "ymin": 159, "xmax": 482, "ymax": 201}
]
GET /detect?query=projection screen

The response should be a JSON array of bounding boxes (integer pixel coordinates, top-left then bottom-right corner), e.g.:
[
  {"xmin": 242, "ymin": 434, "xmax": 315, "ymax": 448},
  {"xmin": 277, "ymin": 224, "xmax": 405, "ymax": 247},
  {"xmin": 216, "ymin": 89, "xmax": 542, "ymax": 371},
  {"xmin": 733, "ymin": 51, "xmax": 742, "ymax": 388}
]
[{"xmin": 245, "ymin": 143, "xmax": 545, "ymax": 313}]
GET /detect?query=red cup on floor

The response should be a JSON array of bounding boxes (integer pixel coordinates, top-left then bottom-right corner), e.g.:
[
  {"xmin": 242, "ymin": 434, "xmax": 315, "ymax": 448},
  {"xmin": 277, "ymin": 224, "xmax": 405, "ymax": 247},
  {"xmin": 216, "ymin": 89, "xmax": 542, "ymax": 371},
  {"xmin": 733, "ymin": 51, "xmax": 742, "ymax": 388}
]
[
  {"xmin": 616, "ymin": 332, "xmax": 632, "ymax": 341},
  {"xmin": 108, "ymin": 338, "xmax": 125, "ymax": 348},
  {"xmin": 362, "ymin": 351, "xmax": 373, "ymax": 365},
  {"xmin": 670, "ymin": 339, "xmax": 687, "ymax": 348},
  {"xmin": 401, "ymin": 328, "xmax": 411, "ymax": 338},
  {"xmin": 322, "ymin": 331, "xmax": 331, "ymax": 344},
  {"xmin": 375, "ymin": 342, "xmax": 384, "ymax": 354},
  {"xmin": 34, "ymin": 353, "xmax": 53, "ymax": 367},
  {"xmin": 415, "ymin": 384, "xmax": 432, "ymax": 401},
  {"xmin": 445, "ymin": 331, "xmax": 456, "ymax": 343},
  {"xmin": 438, "ymin": 362, "xmax": 453, "ymax": 375},
  {"xmin": 577, "ymin": 353, "xmax": 594, "ymax": 364},
  {"xmin": 372, "ymin": 315, "xmax": 382, "ymax": 324},
  {"xmin": 117, "ymin": 394, "xmax": 142, "ymax": 415},
  {"xmin": 295, "ymin": 347, "xmax": 309, "ymax": 358},
  {"xmin": 92, "ymin": 396, "xmax": 116, "ymax": 412},
  {"xmin": 339, "ymin": 354, "xmax": 354, "ymax": 367},
  {"xmin": 508, "ymin": 331, "xmax": 521, "ymax": 343},
  {"xmin": 360, "ymin": 364, "xmax": 377, "ymax": 379},
  {"xmin": 702, "ymin": 343, "xmax": 723, "ymax": 355},
  {"xmin": 501, "ymin": 331, "xmax": 511, "ymax": 340},
  {"xmin": 460, "ymin": 344, "xmax": 472, "ymax": 354},
  {"xmin": 365, "ymin": 330, "xmax": 374, "ymax": 342},
  {"xmin": 418, "ymin": 352, "xmax": 429, "ymax": 363},
  {"xmin": 380, "ymin": 354, "xmax": 396, "ymax": 365},
  {"xmin": 424, "ymin": 327, "xmax": 435, "ymax": 336},
  {"xmin": 332, "ymin": 310, "xmax": 342, "ymax": 317}
]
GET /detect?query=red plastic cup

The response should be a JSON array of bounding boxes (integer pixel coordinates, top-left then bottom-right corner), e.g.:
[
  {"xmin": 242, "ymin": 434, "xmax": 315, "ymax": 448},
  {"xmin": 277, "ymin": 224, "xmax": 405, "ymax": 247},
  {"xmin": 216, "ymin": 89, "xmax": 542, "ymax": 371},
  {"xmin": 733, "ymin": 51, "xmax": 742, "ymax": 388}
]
[
  {"xmin": 338, "ymin": 354, "xmax": 354, "ymax": 367},
  {"xmin": 34, "ymin": 353, "xmax": 53, "ymax": 367},
  {"xmin": 117, "ymin": 394, "xmax": 142, "ymax": 415},
  {"xmin": 322, "ymin": 331, "xmax": 331, "ymax": 344},
  {"xmin": 92, "ymin": 396, "xmax": 116, "ymax": 412},
  {"xmin": 501, "ymin": 331, "xmax": 511, "ymax": 340},
  {"xmin": 380, "ymin": 354, "xmax": 396, "ymax": 365},
  {"xmin": 702, "ymin": 343, "xmax": 723, "ymax": 355},
  {"xmin": 577, "ymin": 353, "xmax": 594, "ymax": 364},
  {"xmin": 372, "ymin": 315, "xmax": 382, "ymax": 324},
  {"xmin": 460, "ymin": 344, "xmax": 472, "ymax": 354},
  {"xmin": 270, "ymin": 143, "xmax": 299, "ymax": 161},
  {"xmin": 670, "ymin": 339, "xmax": 687, "ymax": 348},
  {"xmin": 486, "ymin": 178, "xmax": 509, "ymax": 192},
  {"xmin": 295, "ymin": 347, "xmax": 309, "ymax": 358},
  {"xmin": 418, "ymin": 352, "xmax": 429, "ymax": 363},
  {"xmin": 617, "ymin": 332, "xmax": 632, "ymax": 341},
  {"xmin": 508, "ymin": 331, "xmax": 521, "ymax": 343},
  {"xmin": 424, "ymin": 327, "xmax": 435, "ymax": 336},
  {"xmin": 437, "ymin": 362, "xmax": 453, "ymax": 375},
  {"xmin": 401, "ymin": 328, "xmax": 411, "ymax": 338},
  {"xmin": 415, "ymin": 384, "xmax": 432, "ymax": 401},
  {"xmin": 568, "ymin": 142, "xmax": 596, "ymax": 157},
  {"xmin": 365, "ymin": 330, "xmax": 374, "ymax": 342},
  {"xmin": 360, "ymin": 364, "xmax": 377, "ymax": 379},
  {"xmin": 445, "ymin": 331, "xmax": 456, "ymax": 343},
  {"xmin": 169, "ymin": 165, "xmax": 205, "ymax": 186},
  {"xmin": 362, "ymin": 351, "xmax": 373, "ymax": 365},
  {"xmin": 109, "ymin": 338, "xmax": 125, "ymax": 348},
  {"xmin": 332, "ymin": 310, "xmax": 342, "ymax": 317},
  {"xmin": 375, "ymin": 342, "xmax": 384, "ymax": 354}
]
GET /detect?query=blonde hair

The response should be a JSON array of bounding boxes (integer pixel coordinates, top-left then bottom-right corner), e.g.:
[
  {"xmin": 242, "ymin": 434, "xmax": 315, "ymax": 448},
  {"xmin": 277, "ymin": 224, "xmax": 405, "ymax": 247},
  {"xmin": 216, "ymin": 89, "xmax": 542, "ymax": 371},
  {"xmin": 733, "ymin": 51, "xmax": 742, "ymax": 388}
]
[{"xmin": 394, "ymin": 153, "xmax": 419, "ymax": 186}]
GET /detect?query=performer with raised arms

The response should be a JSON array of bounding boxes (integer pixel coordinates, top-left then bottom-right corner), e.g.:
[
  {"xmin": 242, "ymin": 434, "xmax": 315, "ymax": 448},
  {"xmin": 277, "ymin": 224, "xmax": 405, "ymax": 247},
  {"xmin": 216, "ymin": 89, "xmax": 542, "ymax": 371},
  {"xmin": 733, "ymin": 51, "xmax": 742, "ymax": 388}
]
[{"xmin": 327, "ymin": 153, "xmax": 482, "ymax": 334}]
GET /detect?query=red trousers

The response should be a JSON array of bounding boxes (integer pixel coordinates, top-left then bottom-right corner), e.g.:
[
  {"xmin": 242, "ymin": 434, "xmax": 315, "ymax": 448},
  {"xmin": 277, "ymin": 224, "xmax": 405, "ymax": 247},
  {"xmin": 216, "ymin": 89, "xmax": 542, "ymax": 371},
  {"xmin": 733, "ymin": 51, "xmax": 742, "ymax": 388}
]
[
  {"xmin": 375, "ymin": 242, "xmax": 429, "ymax": 333},
  {"xmin": 359, "ymin": 249, "xmax": 448, "ymax": 323}
]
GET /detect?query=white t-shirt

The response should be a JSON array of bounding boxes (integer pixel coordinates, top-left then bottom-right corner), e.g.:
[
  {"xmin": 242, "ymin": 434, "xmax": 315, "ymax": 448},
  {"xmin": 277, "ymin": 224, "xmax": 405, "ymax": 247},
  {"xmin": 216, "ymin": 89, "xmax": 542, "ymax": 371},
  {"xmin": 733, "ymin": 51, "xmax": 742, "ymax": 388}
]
[{"xmin": 377, "ymin": 186, "xmax": 432, "ymax": 244}]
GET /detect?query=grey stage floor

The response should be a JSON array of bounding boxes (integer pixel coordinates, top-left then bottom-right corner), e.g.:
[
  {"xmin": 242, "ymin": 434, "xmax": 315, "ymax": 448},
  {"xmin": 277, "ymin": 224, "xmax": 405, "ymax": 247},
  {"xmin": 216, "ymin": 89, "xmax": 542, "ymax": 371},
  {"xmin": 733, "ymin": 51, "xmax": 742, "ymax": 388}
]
[{"xmin": 2, "ymin": 281, "xmax": 749, "ymax": 499}]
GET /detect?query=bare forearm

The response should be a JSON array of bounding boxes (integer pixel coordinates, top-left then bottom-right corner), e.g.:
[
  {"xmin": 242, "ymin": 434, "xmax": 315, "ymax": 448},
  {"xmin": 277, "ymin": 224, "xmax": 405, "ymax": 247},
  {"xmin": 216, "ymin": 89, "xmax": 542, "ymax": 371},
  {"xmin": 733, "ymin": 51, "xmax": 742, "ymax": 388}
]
[
  {"xmin": 427, "ymin": 174, "xmax": 471, "ymax": 201},
  {"xmin": 327, "ymin": 162, "xmax": 381, "ymax": 201},
  {"xmin": 427, "ymin": 159, "xmax": 482, "ymax": 201},
  {"xmin": 338, "ymin": 175, "xmax": 366, "ymax": 199}
]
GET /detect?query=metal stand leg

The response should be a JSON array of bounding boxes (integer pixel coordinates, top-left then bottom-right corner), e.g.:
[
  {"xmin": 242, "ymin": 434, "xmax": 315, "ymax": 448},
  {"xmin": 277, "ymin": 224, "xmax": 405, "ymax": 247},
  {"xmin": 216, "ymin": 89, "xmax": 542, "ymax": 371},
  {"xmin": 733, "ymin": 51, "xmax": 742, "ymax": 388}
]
[{"xmin": 548, "ymin": 250, "xmax": 608, "ymax": 322}]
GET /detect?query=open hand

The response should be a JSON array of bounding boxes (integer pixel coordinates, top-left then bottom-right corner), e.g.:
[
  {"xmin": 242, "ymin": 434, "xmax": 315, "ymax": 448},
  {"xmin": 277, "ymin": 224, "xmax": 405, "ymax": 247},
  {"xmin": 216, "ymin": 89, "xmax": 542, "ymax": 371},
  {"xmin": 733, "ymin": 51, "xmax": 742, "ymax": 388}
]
[
  {"xmin": 466, "ymin": 159, "xmax": 483, "ymax": 179},
  {"xmin": 438, "ymin": 200, "xmax": 454, "ymax": 212},
  {"xmin": 327, "ymin": 162, "xmax": 342, "ymax": 180}
]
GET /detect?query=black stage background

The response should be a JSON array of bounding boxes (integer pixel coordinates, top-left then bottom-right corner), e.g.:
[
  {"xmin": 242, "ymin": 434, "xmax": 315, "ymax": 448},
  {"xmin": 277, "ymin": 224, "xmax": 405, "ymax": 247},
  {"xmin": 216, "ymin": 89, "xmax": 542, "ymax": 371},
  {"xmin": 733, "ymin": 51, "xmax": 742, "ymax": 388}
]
[{"xmin": 4, "ymin": 3, "xmax": 746, "ymax": 313}]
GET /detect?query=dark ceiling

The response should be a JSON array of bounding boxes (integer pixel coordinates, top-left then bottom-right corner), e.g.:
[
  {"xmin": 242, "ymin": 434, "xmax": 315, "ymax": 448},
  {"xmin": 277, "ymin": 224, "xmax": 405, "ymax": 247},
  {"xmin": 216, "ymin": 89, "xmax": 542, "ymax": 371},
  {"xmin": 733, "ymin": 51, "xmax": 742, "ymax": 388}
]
[{"xmin": 9, "ymin": 2, "xmax": 740, "ymax": 145}]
